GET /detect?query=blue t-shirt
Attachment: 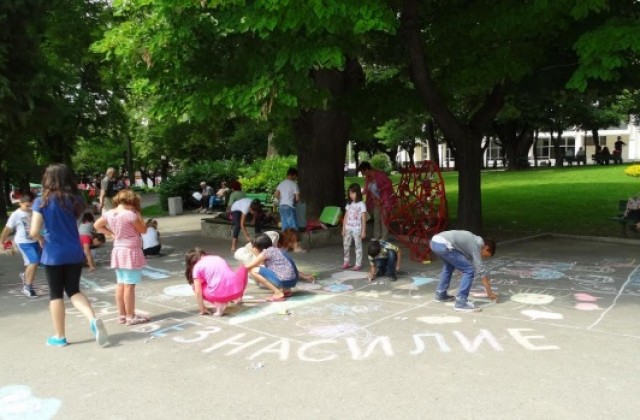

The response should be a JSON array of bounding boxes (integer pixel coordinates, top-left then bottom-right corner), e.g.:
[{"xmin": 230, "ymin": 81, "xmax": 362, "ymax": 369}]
[{"xmin": 32, "ymin": 196, "xmax": 85, "ymax": 265}]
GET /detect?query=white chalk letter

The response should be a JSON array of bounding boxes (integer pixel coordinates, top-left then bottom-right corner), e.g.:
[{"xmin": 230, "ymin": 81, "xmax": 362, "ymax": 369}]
[
  {"xmin": 346, "ymin": 336, "xmax": 394, "ymax": 360},
  {"xmin": 297, "ymin": 340, "xmax": 339, "ymax": 362},
  {"xmin": 410, "ymin": 333, "xmax": 452, "ymax": 354},
  {"xmin": 248, "ymin": 339, "xmax": 291, "ymax": 361},
  {"xmin": 202, "ymin": 333, "xmax": 266, "ymax": 355},
  {"xmin": 507, "ymin": 328, "xmax": 560, "ymax": 351},
  {"xmin": 174, "ymin": 326, "xmax": 222, "ymax": 343},
  {"xmin": 453, "ymin": 329, "xmax": 504, "ymax": 352}
]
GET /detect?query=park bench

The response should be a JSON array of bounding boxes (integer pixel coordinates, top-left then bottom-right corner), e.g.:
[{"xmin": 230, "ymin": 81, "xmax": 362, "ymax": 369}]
[
  {"xmin": 245, "ymin": 192, "xmax": 275, "ymax": 212},
  {"xmin": 611, "ymin": 199, "xmax": 638, "ymax": 236}
]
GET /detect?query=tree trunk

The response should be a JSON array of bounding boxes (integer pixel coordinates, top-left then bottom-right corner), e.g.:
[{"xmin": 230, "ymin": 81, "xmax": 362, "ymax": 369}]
[
  {"xmin": 295, "ymin": 60, "xmax": 362, "ymax": 218},
  {"xmin": 456, "ymin": 133, "xmax": 483, "ymax": 231},
  {"xmin": 0, "ymin": 168, "xmax": 8, "ymax": 223},
  {"xmin": 295, "ymin": 110, "xmax": 349, "ymax": 218},
  {"xmin": 425, "ymin": 119, "xmax": 440, "ymax": 164},
  {"xmin": 401, "ymin": 0, "xmax": 505, "ymax": 232},
  {"xmin": 266, "ymin": 132, "xmax": 278, "ymax": 157}
]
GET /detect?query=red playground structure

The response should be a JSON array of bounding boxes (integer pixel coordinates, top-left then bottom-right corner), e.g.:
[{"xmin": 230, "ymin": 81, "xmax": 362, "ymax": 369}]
[{"xmin": 385, "ymin": 161, "xmax": 448, "ymax": 262}]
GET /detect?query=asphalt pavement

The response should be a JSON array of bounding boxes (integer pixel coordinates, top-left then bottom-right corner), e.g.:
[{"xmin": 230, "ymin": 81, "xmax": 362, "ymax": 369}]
[{"xmin": 1, "ymin": 210, "xmax": 639, "ymax": 419}]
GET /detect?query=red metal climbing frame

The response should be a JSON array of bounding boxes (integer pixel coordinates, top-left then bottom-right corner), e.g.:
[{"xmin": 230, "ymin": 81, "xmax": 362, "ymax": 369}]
[{"xmin": 385, "ymin": 161, "xmax": 448, "ymax": 262}]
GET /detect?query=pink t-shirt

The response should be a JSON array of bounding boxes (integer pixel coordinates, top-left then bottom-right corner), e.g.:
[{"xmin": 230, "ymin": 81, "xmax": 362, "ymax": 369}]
[
  {"xmin": 193, "ymin": 255, "xmax": 248, "ymax": 303},
  {"xmin": 104, "ymin": 208, "xmax": 146, "ymax": 269}
]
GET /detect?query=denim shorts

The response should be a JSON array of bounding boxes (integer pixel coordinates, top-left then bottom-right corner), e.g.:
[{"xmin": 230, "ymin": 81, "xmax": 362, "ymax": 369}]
[
  {"xmin": 258, "ymin": 267, "xmax": 297, "ymax": 289},
  {"xmin": 115, "ymin": 268, "xmax": 142, "ymax": 285},
  {"xmin": 17, "ymin": 242, "xmax": 42, "ymax": 265}
]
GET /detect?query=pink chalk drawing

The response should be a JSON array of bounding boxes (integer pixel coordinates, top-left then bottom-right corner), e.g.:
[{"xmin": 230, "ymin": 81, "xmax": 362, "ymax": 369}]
[{"xmin": 574, "ymin": 293, "xmax": 598, "ymax": 302}]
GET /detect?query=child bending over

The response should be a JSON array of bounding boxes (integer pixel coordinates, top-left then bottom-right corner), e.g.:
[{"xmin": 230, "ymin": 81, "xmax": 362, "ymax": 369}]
[
  {"xmin": 185, "ymin": 248, "xmax": 248, "ymax": 316},
  {"xmin": 245, "ymin": 233, "xmax": 314, "ymax": 302},
  {"xmin": 367, "ymin": 240, "xmax": 401, "ymax": 282}
]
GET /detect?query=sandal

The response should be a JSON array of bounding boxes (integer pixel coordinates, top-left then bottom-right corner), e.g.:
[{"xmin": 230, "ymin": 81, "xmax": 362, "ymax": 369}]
[
  {"xmin": 283, "ymin": 290, "xmax": 293, "ymax": 298},
  {"xmin": 125, "ymin": 314, "xmax": 151, "ymax": 326},
  {"xmin": 118, "ymin": 315, "xmax": 126, "ymax": 325}
]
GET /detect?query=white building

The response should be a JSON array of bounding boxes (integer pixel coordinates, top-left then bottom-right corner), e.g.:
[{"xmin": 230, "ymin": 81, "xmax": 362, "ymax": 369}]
[{"xmin": 399, "ymin": 119, "xmax": 639, "ymax": 168}]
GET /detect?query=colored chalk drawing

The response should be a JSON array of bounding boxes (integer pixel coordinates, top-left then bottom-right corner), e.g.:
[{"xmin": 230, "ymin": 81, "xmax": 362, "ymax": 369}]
[
  {"xmin": 323, "ymin": 284, "xmax": 354, "ymax": 293},
  {"xmin": 521, "ymin": 310, "xmax": 563, "ymax": 320},
  {"xmin": 510, "ymin": 293, "xmax": 555, "ymax": 305},
  {"xmin": 416, "ymin": 315, "xmax": 463, "ymax": 324},
  {"xmin": 410, "ymin": 277, "xmax": 438, "ymax": 286},
  {"xmin": 0, "ymin": 385, "xmax": 61, "ymax": 420},
  {"xmin": 163, "ymin": 284, "xmax": 195, "ymax": 297},
  {"xmin": 142, "ymin": 265, "xmax": 172, "ymax": 280},
  {"xmin": 330, "ymin": 271, "xmax": 369, "ymax": 281}
]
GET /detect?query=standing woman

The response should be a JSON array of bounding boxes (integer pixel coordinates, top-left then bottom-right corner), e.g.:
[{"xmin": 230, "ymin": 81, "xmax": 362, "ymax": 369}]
[
  {"xmin": 358, "ymin": 161, "xmax": 396, "ymax": 241},
  {"xmin": 30, "ymin": 164, "xmax": 109, "ymax": 347}
]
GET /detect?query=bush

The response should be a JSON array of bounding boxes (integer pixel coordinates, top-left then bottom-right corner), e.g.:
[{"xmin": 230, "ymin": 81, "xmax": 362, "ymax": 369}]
[
  {"xmin": 370, "ymin": 153, "xmax": 392, "ymax": 174},
  {"xmin": 157, "ymin": 160, "xmax": 243, "ymax": 210},
  {"xmin": 239, "ymin": 156, "xmax": 297, "ymax": 193},
  {"xmin": 624, "ymin": 165, "xmax": 640, "ymax": 177}
]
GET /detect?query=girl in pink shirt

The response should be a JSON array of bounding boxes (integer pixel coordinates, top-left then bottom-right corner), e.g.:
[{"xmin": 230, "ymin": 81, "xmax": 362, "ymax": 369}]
[
  {"xmin": 94, "ymin": 189, "xmax": 149, "ymax": 325},
  {"xmin": 185, "ymin": 248, "xmax": 248, "ymax": 316}
]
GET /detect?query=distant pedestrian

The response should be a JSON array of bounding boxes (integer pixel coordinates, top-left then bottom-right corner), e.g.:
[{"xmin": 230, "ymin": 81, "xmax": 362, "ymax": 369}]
[
  {"xmin": 342, "ymin": 183, "xmax": 367, "ymax": 270},
  {"xmin": 78, "ymin": 212, "xmax": 98, "ymax": 271},
  {"xmin": 0, "ymin": 191, "xmax": 41, "ymax": 297},
  {"xmin": 185, "ymin": 248, "xmax": 248, "ymax": 316},
  {"xmin": 99, "ymin": 167, "xmax": 117, "ymax": 214},
  {"xmin": 430, "ymin": 230, "xmax": 497, "ymax": 312},
  {"xmin": 613, "ymin": 136, "xmax": 625, "ymax": 164},
  {"xmin": 30, "ymin": 163, "xmax": 109, "ymax": 347},
  {"xmin": 275, "ymin": 168, "xmax": 300, "ymax": 231},
  {"xmin": 94, "ymin": 189, "xmax": 149, "ymax": 326}
]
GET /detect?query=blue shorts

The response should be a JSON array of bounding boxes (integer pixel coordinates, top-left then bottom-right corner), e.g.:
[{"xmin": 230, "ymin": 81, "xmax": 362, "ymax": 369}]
[
  {"xmin": 258, "ymin": 267, "xmax": 297, "ymax": 289},
  {"xmin": 115, "ymin": 269, "xmax": 142, "ymax": 285},
  {"xmin": 17, "ymin": 242, "xmax": 42, "ymax": 266}
]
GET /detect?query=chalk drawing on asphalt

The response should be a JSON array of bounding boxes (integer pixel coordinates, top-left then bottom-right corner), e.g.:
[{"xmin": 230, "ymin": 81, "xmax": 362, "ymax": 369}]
[{"xmin": 0, "ymin": 385, "xmax": 61, "ymax": 420}]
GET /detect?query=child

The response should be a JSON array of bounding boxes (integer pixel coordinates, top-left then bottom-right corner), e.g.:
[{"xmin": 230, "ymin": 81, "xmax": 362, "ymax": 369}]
[
  {"xmin": 367, "ymin": 240, "xmax": 401, "ymax": 282},
  {"xmin": 342, "ymin": 183, "xmax": 367, "ymax": 270},
  {"xmin": 79, "ymin": 213, "xmax": 98, "ymax": 271},
  {"xmin": 142, "ymin": 219, "xmax": 162, "ymax": 256},
  {"xmin": 94, "ymin": 189, "xmax": 149, "ymax": 325},
  {"xmin": 230, "ymin": 198, "xmax": 264, "ymax": 252},
  {"xmin": 185, "ymin": 248, "xmax": 248, "ymax": 316},
  {"xmin": 30, "ymin": 163, "xmax": 108, "ymax": 347},
  {"xmin": 0, "ymin": 191, "xmax": 41, "ymax": 297},
  {"xmin": 430, "ymin": 230, "xmax": 497, "ymax": 312},
  {"xmin": 245, "ymin": 233, "xmax": 314, "ymax": 301}
]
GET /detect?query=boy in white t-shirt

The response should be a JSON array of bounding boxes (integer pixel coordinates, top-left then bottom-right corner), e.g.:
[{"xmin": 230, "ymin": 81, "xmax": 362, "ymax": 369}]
[
  {"xmin": 275, "ymin": 168, "xmax": 300, "ymax": 230},
  {"xmin": 0, "ymin": 192, "xmax": 42, "ymax": 297}
]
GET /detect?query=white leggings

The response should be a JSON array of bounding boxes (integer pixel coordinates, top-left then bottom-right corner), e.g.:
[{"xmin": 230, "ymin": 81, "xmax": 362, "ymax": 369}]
[{"xmin": 343, "ymin": 230, "xmax": 363, "ymax": 266}]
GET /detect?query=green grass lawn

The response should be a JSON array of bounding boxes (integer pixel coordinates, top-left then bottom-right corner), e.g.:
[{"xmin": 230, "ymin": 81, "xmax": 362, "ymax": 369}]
[
  {"xmin": 348, "ymin": 164, "xmax": 639, "ymax": 237},
  {"xmin": 141, "ymin": 203, "xmax": 168, "ymax": 218}
]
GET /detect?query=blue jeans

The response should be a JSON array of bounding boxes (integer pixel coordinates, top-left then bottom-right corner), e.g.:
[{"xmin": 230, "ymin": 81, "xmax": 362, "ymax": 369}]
[
  {"xmin": 374, "ymin": 250, "xmax": 397, "ymax": 277},
  {"xmin": 279, "ymin": 205, "xmax": 297, "ymax": 230},
  {"xmin": 430, "ymin": 241, "xmax": 475, "ymax": 302},
  {"xmin": 208, "ymin": 196, "xmax": 224, "ymax": 208}
]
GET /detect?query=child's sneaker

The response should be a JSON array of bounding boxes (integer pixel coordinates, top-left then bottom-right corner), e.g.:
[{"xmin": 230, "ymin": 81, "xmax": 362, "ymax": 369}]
[
  {"xmin": 46, "ymin": 336, "xmax": 68, "ymax": 347},
  {"xmin": 90, "ymin": 318, "xmax": 109, "ymax": 347},
  {"xmin": 352, "ymin": 265, "xmax": 361, "ymax": 271},
  {"xmin": 22, "ymin": 285, "xmax": 37, "ymax": 298},
  {"xmin": 454, "ymin": 301, "xmax": 481, "ymax": 313},
  {"xmin": 389, "ymin": 274, "xmax": 397, "ymax": 282},
  {"xmin": 342, "ymin": 262, "xmax": 351, "ymax": 269},
  {"xmin": 434, "ymin": 292, "xmax": 456, "ymax": 302}
]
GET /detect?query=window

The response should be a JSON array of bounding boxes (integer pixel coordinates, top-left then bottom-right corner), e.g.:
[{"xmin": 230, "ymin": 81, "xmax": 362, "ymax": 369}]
[{"xmin": 536, "ymin": 137, "xmax": 575, "ymax": 159}]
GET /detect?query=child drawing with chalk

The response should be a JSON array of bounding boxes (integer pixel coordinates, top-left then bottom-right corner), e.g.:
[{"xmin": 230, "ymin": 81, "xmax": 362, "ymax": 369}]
[
  {"xmin": 245, "ymin": 233, "xmax": 315, "ymax": 302},
  {"xmin": 185, "ymin": 248, "xmax": 248, "ymax": 316}
]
